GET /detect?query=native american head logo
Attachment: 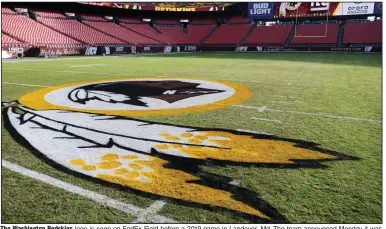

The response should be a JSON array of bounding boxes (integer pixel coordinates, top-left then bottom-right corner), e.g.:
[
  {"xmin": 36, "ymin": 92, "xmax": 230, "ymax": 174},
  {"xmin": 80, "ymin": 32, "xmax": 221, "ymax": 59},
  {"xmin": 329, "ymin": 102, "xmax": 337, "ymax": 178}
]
[
  {"xmin": 68, "ymin": 80, "xmax": 224, "ymax": 107},
  {"xmin": 2, "ymin": 78, "xmax": 357, "ymax": 223}
]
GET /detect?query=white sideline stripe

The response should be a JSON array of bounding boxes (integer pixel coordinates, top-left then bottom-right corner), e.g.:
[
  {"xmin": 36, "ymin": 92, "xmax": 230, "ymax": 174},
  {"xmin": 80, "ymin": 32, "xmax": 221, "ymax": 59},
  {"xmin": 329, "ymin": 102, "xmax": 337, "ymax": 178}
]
[
  {"xmin": 236, "ymin": 129, "xmax": 272, "ymax": 135},
  {"xmin": 131, "ymin": 200, "xmax": 166, "ymax": 223},
  {"xmin": 251, "ymin": 117, "xmax": 282, "ymax": 123},
  {"xmin": 233, "ymin": 105, "xmax": 381, "ymax": 123},
  {"xmin": 2, "ymin": 160, "xmax": 176, "ymax": 223},
  {"xmin": 2, "ymin": 82, "xmax": 49, "ymax": 88},
  {"xmin": 2, "ymin": 56, "xmax": 119, "ymax": 63}
]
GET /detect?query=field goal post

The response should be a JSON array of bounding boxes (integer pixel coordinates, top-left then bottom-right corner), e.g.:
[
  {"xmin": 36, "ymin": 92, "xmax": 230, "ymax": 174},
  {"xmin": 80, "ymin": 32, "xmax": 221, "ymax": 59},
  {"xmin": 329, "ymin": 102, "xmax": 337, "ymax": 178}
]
[{"xmin": 293, "ymin": 7, "xmax": 329, "ymax": 38}]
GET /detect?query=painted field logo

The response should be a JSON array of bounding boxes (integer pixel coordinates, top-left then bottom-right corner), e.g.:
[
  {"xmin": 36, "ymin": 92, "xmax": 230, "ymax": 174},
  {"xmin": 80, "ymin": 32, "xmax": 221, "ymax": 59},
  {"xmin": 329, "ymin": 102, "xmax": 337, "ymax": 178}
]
[
  {"xmin": 3, "ymin": 78, "xmax": 357, "ymax": 222},
  {"xmin": 17, "ymin": 78, "xmax": 250, "ymax": 116}
]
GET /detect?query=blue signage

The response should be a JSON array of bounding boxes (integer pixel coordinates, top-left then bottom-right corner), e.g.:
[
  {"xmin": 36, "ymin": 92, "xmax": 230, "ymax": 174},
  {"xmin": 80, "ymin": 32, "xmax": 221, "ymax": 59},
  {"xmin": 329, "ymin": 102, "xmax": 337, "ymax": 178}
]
[
  {"xmin": 248, "ymin": 2, "xmax": 274, "ymax": 19},
  {"xmin": 374, "ymin": 2, "xmax": 382, "ymax": 15}
]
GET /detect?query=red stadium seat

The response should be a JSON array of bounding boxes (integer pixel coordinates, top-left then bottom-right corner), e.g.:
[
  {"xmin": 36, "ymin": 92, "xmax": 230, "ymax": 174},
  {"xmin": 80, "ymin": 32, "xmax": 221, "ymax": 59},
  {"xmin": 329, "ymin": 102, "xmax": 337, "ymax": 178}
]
[
  {"xmin": 2, "ymin": 33, "xmax": 26, "ymax": 45},
  {"xmin": 33, "ymin": 10, "xmax": 67, "ymax": 19},
  {"xmin": 243, "ymin": 25, "xmax": 292, "ymax": 45},
  {"xmin": 2, "ymin": 14, "xmax": 82, "ymax": 46},
  {"xmin": 290, "ymin": 23, "xmax": 338, "ymax": 45},
  {"xmin": 83, "ymin": 21, "xmax": 160, "ymax": 45},
  {"xmin": 343, "ymin": 21, "xmax": 382, "ymax": 44},
  {"xmin": 203, "ymin": 24, "xmax": 252, "ymax": 45},
  {"xmin": 38, "ymin": 17, "xmax": 125, "ymax": 45}
]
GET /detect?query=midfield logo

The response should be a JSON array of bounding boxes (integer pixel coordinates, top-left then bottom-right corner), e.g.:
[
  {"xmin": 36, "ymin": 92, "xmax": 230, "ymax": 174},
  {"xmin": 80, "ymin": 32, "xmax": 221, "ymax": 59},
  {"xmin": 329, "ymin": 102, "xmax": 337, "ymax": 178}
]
[{"xmin": 2, "ymin": 78, "xmax": 357, "ymax": 222}]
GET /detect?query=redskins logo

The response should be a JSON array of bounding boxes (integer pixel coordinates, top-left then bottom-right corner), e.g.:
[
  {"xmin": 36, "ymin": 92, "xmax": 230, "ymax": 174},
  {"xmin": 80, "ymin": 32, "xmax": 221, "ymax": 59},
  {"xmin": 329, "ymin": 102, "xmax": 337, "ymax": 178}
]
[
  {"xmin": 18, "ymin": 78, "xmax": 250, "ymax": 116},
  {"xmin": 3, "ymin": 78, "xmax": 357, "ymax": 222}
]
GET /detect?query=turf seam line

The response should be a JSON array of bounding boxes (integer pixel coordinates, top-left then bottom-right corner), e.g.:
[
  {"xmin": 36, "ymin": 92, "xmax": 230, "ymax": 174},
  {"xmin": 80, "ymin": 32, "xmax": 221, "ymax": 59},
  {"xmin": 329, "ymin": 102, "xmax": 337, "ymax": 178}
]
[
  {"xmin": 2, "ymin": 160, "xmax": 177, "ymax": 223},
  {"xmin": 131, "ymin": 200, "xmax": 166, "ymax": 223},
  {"xmin": 233, "ymin": 105, "xmax": 381, "ymax": 123}
]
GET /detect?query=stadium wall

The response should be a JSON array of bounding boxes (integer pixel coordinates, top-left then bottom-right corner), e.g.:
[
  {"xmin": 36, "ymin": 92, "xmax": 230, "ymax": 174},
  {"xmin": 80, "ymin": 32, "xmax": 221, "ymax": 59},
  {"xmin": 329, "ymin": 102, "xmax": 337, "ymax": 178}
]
[{"xmin": 2, "ymin": 44, "xmax": 381, "ymax": 58}]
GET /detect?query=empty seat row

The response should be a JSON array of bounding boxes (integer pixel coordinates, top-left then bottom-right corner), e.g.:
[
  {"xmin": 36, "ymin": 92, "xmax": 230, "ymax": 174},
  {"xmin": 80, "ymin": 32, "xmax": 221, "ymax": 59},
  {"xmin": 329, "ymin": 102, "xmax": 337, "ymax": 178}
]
[
  {"xmin": 343, "ymin": 22, "xmax": 382, "ymax": 44},
  {"xmin": 83, "ymin": 21, "xmax": 160, "ymax": 45},
  {"xmin": 2, "ymin": 8, "xmax": 15, "ymax": 14},
  {"xmin": 203, "ymin": 24, "xmax": 252, "ymax": 45},
  {"xmin": 38, "ymin": 17, "xmax": 125, "ymax": 45},
  {"xmin": 2, "ymin": 14, "xmax": 81, "ymax": 46},
  {"xmin": 33, "ymin": 10, "xmax": 67, "ymax": 19},
  {"xmin": 290, "ymin": 24, "xmax": 339, "ymax": 45},
  {"xmin": 2, "ymin": 33, "xmax": 25, "ymax": 44},
  {"xmin": 243, "ymin": 25, "xmax": 292, "ymax": 45}
]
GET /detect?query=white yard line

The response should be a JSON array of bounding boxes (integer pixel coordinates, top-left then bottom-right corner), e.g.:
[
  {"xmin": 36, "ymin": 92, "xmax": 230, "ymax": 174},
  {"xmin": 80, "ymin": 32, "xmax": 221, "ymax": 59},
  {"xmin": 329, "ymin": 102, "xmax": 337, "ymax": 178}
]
[
  {"xmin": 268, "ymin": 101, "xmax": 292, "ymax": 104},
  {"xmin": 2, "ymin": 160, "xmax": 176, "ymax": 223},
  {"xmin": 70, "ymin": 64, "xmax": 106, "ymax": 68},
  {"xmin": 233, "ymin": 105, "xmax": 381, "ymax": 124},
  {"xmin": 131, "ymin": 200, "xmax": 166, "ymax": 223},
  {"xmin": 274, "ymin": 95, "xmax": 297, "ymax": 99},
  {"xmin": 236, "ymin": 129, "xmax": 272, "ymax": 135},
  {"xmin": 251, "ymin": 117, "xmax": 282, "ymax": 123},
  {"xmin": 2, "ymin": 82, "xmax": 49, "ymax": 88}
]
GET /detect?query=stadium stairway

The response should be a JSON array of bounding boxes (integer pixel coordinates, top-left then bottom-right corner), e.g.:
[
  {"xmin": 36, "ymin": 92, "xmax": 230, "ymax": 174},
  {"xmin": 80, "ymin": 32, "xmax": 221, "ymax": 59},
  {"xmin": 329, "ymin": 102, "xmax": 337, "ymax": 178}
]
[
  {"xmin": 152, "ymin": 26, "xmax": 163, "ymax": 34},
  {"xmin": 81, "ymin": 20, "xmax": 133, "ymax": 45},
  {"xmin": 239, "ymin": 25, "xmax": 256, "ymax": 46},
  {"xmin": 34, "ymin": 18, "xmax": 87, "ymax": 45},
  {"xmin": 2, "ymin": 31, "xmax": 28, "ymax": 45},
  {"xmin": 284, "ymin": 24, "xmax": 296, "ymax": 47},
  {"xmin": 337, "ymin": 23, "xmax": 344, "ymax": 47},
  {"xmin": 198, "ymin": 25, "xmax": 219, "ymax": 45},
  {"xmin": 118, "ymin": 23, "xmax": 167, "ymax": 45}
]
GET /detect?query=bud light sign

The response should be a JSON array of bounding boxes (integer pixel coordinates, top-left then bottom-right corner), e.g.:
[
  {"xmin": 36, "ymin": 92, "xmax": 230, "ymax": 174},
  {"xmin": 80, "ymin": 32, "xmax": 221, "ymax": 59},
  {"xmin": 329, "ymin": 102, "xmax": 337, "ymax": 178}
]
[{"xmin": 248, "ymin": 2, "xmax": 274, "ymax": 19}]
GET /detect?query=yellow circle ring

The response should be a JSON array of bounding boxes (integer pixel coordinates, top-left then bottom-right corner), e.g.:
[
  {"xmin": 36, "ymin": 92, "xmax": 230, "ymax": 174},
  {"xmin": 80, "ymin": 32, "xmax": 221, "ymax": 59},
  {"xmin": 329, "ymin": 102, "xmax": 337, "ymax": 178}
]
[{"xmin": 19, "ymin": 78, "xmax": 251, "ymax": 117}]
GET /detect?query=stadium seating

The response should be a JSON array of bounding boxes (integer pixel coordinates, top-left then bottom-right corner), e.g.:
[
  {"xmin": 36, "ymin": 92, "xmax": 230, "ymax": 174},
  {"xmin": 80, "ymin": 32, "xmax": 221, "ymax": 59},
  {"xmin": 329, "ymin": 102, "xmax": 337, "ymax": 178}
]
[
  {"xmin": 2, "ymin": 14, "xmax": 82, "ymax": 46},
  {"xmin": 2, "ymin": 8, "xmax": 15, "ymax": 14},
  {"xmin": 81, "ymin": 15, "xmax": 107, "ymax": 21},
  {"xmin": 121, "ymin": 23, "xmax": 169, "ymax": 43},
  {"xmin": 290, "ymin": 23, "xmax": 339, "ymax": 45},
  {"xmin": 38, "ymin": 17, "xmax": 126, "ymax": 45},
  {"xmin": 83, "ymin": 21, "xmax": 160, "ymax": 45},
  {"xmin": 33, "ymin": 11, "xmax": 66, "ymax": 19},
  {"xmin": 203, "ymin": 24, "xmax": 252, "ymax": 45},
  {"xmin": 2, "ymin": 33, "xmax": 26, "ymax": 45},
  {"xmin": 156, "ymin": 25, "xmax": 215, "ymax": 44},
  {"xmin": 343, "ymin": 21, "xmax": 382, "ymax": 44},
  {"xmin": 243, "ymin": 25, "xmax": 292, "ymax": 45}
]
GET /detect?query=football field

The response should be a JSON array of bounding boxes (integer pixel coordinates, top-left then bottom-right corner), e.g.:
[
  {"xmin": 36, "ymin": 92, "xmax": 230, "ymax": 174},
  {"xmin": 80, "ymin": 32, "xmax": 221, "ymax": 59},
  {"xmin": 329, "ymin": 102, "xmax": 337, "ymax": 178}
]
[{"xmin": 1, "ymin": 52, "xmax": 382, "ymax": 223}]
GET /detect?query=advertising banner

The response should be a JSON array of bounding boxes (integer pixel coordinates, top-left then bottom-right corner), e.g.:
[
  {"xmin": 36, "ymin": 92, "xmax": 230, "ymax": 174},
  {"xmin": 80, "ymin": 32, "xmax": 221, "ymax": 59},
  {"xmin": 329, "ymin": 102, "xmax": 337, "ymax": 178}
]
[
  {"xmin": 341, "ymin": 2, "xmax": 374, "ymax": 15},
  {"xmin": 374, "ymin": 2, "xmax": 382, "ymax": 14},
  {"xmin": 274, "ymin": 2, "xmax": 343, "ymax": 18},
  {"xmin": 248, "ymin": 2, "xmax": 274, "ymax": 19},
  {"xmin": 80, "ymin": 2, "xmax": 227, "ymax": 12}
]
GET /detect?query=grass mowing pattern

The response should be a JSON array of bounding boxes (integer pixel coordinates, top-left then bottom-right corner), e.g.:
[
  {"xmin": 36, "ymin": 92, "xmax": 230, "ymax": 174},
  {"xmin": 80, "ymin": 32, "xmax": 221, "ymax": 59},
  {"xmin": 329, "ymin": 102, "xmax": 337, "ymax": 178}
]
[{"xmin": 1, "ymin": 52, "xmax": 382, "ymax": 223}]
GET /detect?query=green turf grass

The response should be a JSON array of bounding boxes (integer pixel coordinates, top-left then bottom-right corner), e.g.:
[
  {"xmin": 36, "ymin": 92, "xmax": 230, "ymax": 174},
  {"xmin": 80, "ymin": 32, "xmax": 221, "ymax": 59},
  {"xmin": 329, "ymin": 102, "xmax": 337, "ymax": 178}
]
[{"xmin": 1, "ymin": 52, "xmax": 382, "ymax": 223}]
